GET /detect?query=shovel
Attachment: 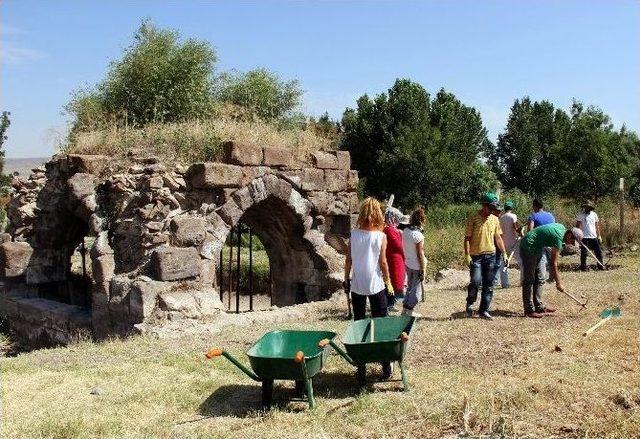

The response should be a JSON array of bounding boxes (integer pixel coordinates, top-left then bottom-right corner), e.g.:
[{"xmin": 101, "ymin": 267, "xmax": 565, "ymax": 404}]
[
  {"xmin": 558, "ymin": 288, "xmax": 588, "ymax": 309},
  {"xmin": 503, "ymin": 238, "xmax": 521, "ymax": 273},
  {"xmin": 579, "ymin": 241, "xmax": 606, "ymax": 269},
  {"xmin": 583, "ymin": 306, "xmax": 621, "ymax": 337}
]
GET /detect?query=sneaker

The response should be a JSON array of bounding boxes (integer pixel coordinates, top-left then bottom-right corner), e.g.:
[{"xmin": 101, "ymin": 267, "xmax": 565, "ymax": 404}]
[
  {"xmin": 538, "ymin": 307, "xmax": 556, "ymax": 314},
  {"xmin": 381, "ymin": 363, "xmax": 393, "ymax": 380},
  {"xmin": 465, "ymin": 306, "xmax": 473, "ymax": 318},
  {"xmin": 525, "ymin": 312, "xmax": 544, "ymax": 318},
  {"xmin": 480, "ymin": 311, "xmax": 493, "ymax": 320}
]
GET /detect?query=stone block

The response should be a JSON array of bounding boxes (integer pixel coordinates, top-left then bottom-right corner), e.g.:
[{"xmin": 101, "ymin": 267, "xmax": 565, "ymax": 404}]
[
  {"xmin": 67, "ymin": 154, "xmax": 109, "ymax": 175},
  {"xmin": 217, "ymin": 200, "xmax": 243, "ymax": 226},
  {"xmin": 347, "ymin": 170, "xmax": 359, "ymax": 191},
  {"xmin": 1, "ymin": 242, "xmax": 34, "ymax": 278},
  {"xmin": 199, "ymin": 258, "xmax": 217, "ymax": 286},
  {"xmin": 336, "ymin": 150, "xmax": 352, "ymax": 170},
  {"xmin": 110, "ymin": 275, "xmax": 132, "ymax": 303},
  {"xmin": 92, "ymin": 255, "xmax": 115, "ymax": 283},
  {"xmin": 151, "ymin": 247, "xmax": 201, "ymax": 281},
  {"xmin": 129, "ymin": 279, "xmax": 169, "ymax": 321},
  {"xmin": 147, "ymin": 175, "xmax": 164, "ymax": 190},
  {"xmin": 312, "ymin": 151, "xmax": 339, "ymax": 169},
  {"xmin": 170, "ymin": 216, "xmax": 207, "ymax": 246},
  {"xmin": 205, "ymin": 213, "xmax": 231, "ymax": 243},
  {"xmin": 67, "ymin": 173, "xmax": 96, "ymax": 201},
  {"xmin": 299, "ymin": 168, "xmax": 325, "ymax": 191},
  {"xmin": 263, "ymin": 147, "xmax": 292, "ymax": 167},
  {"xmin": 223, "ymin": 141, "xmax": 263, "ymax": 166},
  {"xmin": 263, "ymin": 174, "xmax": 293, "ymax": 202},
  {"xmin": 324, "ymin": 170, "xmax": 349, "ymax": 192},
  {"xmin": 158, "ymin": 291, "xmax": 200, "ymax": 319},
  {"xmin": 231, "ymin": 186, "xmax": 254, "ymax": 211},
  {"xmin": 187, "ymin": 163, "xmax": 244, "ymax": 189},
  {"xmin": 307, "ymin": 191, "xmax": 332, "ymax": 214}
]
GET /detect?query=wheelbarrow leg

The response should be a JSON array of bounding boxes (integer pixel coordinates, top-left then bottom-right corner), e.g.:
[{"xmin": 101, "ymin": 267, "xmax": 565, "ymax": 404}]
[
  {"xmin": 304, "ymin": 378, "xmax": 316, "ymax": 409},
  {"xmin": 262, "ymin": 380, "xmax": 273, "ymax": 409},
  {"xmin": 398, "ymin": 361, "xmax": 409, "ymax": 391}
]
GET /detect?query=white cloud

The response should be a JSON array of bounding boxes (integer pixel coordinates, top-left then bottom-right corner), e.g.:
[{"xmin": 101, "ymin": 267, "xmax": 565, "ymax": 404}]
[{"xmin": 0, "ymin": 40, "xmax": 44, "ymax": 65}]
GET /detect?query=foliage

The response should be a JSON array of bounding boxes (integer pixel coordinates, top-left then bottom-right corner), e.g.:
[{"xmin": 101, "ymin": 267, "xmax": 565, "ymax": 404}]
[
  {"xmin": 66, "ymin": 20, "xmax": 217, "ymax": 136},
  {"xmin": 341, "ymin": 79, "xmax": 496, "ymax": 209},
  {"xmin": 0, "ymin": 111, "xmax": 10, "ymax": 187},
  {"xmin": 489, "ymin": 98, "xmax": 640, "ymax": 201},
  {"xmin": 307, "ymin": 112, "xmax": 341, "ymax": 148},
  {"xmin": 215, "ymin": 68, "xmax": 303, "ymax": 123}
]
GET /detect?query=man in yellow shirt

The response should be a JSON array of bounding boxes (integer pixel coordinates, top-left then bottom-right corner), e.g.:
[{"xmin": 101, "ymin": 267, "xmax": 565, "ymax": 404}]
[{"xmin": 464, "ymin": 192, "xmax": 507, "ymax": 320}]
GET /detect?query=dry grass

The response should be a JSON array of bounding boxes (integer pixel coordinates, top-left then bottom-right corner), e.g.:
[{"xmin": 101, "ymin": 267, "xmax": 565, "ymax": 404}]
[
  {"xmin": 63, "ymin": 117, "xmax": 332, "ymax": 167},
  {"xmin": 1, "ymin": 255, "xmax": 639, "ymax": 439}
]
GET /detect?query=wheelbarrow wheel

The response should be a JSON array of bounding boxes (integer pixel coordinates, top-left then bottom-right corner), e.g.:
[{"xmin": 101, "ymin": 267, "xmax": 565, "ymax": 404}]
[{"xmin": 262, "ymin": 380, "xmax": 274, "ymax": 409}]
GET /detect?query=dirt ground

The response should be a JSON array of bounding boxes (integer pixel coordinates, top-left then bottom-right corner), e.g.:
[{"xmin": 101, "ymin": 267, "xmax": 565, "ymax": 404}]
[{"xmin": 1, "ymin": 255, "xmax": 638, "ymax": 439}]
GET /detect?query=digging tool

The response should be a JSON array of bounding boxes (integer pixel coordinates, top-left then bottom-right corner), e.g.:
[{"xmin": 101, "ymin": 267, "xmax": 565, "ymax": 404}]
[
  {"xmin": 583, "ymin": 306, "xmax": 621, "ymax": 337},
  {"xmin": 558, "ymin": 288, "xmax": 588, "ymax": 309},
  {"xmin": 578, "ymin": 240, "xmax": 607, "ymax": 269},
  {"xmin": 503, "ymin": 238, "xmax": 521, "ymax": 273},
  {"xmin": 343, "ymin": 280, "xmax": 353, "ymax": 319}
]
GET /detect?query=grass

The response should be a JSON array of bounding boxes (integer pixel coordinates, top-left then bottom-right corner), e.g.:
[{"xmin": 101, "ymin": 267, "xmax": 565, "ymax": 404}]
[
  {"xmin": 1, "ymin": 254, "xmax": 638, "ymax": 438},
  {"xmin": 63, "ymin": 116, "xmax": 333, "ymax": 168}
]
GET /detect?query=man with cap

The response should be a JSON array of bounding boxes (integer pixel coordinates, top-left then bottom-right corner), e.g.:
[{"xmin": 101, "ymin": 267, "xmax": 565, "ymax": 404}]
[
  {"xmin": 575, "ymin": 200, "xmax": 603, "ymax": 271},
  {"xmin": 493, "ymin": 200, "xmax": 522, "ymax": 288},
  {"xmin": 464, "ymin": 192, "xmax": 508, "ymax": 320},
  {"xmin": 519, "ymin": 224, "xmax": 582, "ymax": 317}
]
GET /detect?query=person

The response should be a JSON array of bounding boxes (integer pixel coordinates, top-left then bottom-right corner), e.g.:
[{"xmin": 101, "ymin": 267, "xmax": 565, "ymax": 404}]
[
  {"xmin": 344, "ymin": 197, "xmax": 394, "ymax": 380},
  {"xmin": 383, "ymin": 207, "xmax": 406, "ymax": 312},
  {"xmin": 493, "ymin": 200, "xmax": 522, "ymax": 288},
  {"xmin": 464, "ymin": 192, "xmax": 507, "ymax": 320},
  {"xmin": 519, "ymin": 223, "xmax": 582, "ymax": 317},
  {"xmin": 402, "ymin": 208, "xmax": 426, "ymax": 318},
  {"xmin": 527, "ymin": 199, "xmax": 556, "ymax": 282},
  {"xmin": 575, "ymin": 200, "xmax": 603, "ymax": 271}
]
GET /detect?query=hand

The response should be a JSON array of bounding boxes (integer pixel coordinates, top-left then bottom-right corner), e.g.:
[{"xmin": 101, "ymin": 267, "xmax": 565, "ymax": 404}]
[
  {"xmin": 465, "ymin": 254, "xmax": 472, "ymax": 266},
  {"xmin": 342, "ymin": 279, "xmax": 350, "ymax": 289},
  {"xmin": 598, "ymin": 236, "xmax": 602, "ymax": 243},
  {"xmin": 418, "ymin": 270, "xmax": 425, "ymax": 281},
  {"xmin": 502, "ymin": 252, "xmax": 509, "ymax": 266},
  {"xmin": 555, "ymin": 282, "xmax": 565, "ymax": 293},
  {"xmin": 385, "ymin": 279, "xmax": 395, "ymax": 296}
]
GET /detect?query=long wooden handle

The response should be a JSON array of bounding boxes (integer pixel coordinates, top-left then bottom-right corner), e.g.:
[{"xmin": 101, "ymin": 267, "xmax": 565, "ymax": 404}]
[
  {"xmin": 580, "ymin": 242, "xmax": 606, "ymax": 269},
  {"xmin": 583, "ymin": 316, "xmax": 611, "ymax": 337},
  {"xmin": 559, "ymin": 289, "xmax": 587, "ymax": 307}
]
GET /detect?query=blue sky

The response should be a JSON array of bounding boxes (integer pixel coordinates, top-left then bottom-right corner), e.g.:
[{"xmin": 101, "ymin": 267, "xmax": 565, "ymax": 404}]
[{"xmin": 1, "ymin": 0, "xmax": 638, "ymax": 158}]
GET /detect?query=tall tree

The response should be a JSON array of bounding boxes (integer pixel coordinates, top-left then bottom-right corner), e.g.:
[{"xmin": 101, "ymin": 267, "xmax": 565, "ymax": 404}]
[{"xmin": 0, "ymin": 111, "xmax": 10, "ymax": 187}]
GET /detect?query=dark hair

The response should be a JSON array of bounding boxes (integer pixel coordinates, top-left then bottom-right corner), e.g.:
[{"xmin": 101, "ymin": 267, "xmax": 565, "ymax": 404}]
[
  {"xmin": 533, "ymin": 198, "xmax": 543, "ymax": 210},
  {"xmin": 410, "ymin": 207, "xmax": 426, "ymax": 227}
]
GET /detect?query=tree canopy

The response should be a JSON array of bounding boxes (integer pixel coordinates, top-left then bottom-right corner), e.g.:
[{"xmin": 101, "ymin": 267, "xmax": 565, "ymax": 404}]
[{"xmin": 341, "ymin": 79, "xmax": 496, "ymax": 208}]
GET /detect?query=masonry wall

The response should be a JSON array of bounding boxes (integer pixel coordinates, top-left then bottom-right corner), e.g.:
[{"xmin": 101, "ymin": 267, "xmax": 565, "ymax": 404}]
[{"xmin": 0, "ymin": 142, "xmax": 358, "ymax": 345}]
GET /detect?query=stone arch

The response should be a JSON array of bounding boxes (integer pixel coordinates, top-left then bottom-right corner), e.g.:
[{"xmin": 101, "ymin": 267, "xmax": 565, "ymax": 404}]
[{"xmin": 211, "ymin": 173, "xmax": 342, "ymax": 306}]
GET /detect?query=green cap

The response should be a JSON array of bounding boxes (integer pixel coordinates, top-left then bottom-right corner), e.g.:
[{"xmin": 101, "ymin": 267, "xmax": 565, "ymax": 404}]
[
  {"xmin": 481, "ymin": 192, "xmax": 498, "ymax": 204},
  {"xmin": 504, "ymin": 200, "xmax": 515, "ymax": 209}
]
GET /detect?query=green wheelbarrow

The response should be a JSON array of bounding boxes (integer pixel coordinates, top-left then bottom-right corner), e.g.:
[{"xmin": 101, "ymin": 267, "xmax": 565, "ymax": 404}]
[
  {"xmin": 205, "ymin": 330, "xmax": 337, "ymax": 409},
  {"xmin": 319, "ymin": 315, "xmax": 416, "ymax": 390}
]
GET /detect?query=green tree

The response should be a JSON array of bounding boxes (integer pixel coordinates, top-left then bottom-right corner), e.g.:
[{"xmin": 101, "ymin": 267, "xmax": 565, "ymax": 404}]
[
  {"xmin": 0, "ymin": 111, "xmax": 11, "ymax": 187},
  {"xmin": 341, "ymin": 79, "xmax": 495, "ymax": 208},
  {"xmin": 66, "ymin": 20, "xmax": 217, "ymax": 134},
  {"xmin": 216, "ymin": 68, "xmax": 303, "ymax": 122}
]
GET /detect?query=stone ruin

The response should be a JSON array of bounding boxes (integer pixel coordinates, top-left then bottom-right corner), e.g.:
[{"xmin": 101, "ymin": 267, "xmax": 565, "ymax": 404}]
[{"xmin": 0, "ymin": 143, "xmax": 358, "ymax": 346}]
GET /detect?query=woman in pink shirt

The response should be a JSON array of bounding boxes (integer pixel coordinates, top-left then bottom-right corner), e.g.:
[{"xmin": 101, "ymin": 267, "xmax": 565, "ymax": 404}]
[{"xmin": 383, "ymin": 207, "xmax": 405, "ymax": 312}]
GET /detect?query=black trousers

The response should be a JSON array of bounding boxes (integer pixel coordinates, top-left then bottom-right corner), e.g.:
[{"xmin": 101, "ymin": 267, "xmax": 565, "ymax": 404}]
[
  {"xmin": 580, "ymin": 238, "xmax": 604, "ymax": 270},
  {"xmin": 351, "ymin": 290, "xmax": 389, "ymax": 320}
]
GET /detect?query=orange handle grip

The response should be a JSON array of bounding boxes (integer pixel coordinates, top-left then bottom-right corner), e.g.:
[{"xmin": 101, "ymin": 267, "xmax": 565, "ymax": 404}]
[
  {"xmin": 294, "ymin": 351, "xmax": 305, "ymax": 363},
  {"xmin": 318, "ymin": 338, "xmax": 330, "ymax": 348},
  {"xmin": 205, "ymin": 348, "xmax": 223, "ymax": 359},
  {"xmin": 400, "ymin": 332, "xmax": 409, "ymax": 342}
]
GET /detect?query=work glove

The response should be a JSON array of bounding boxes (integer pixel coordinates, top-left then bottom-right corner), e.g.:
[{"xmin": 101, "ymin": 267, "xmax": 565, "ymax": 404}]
[
  {"xmin": 598, "ymin": 236, "xmax": 602, "ymax": 243},
  {"xmin": 385, "ymin": 279, "xmax": 395, "ymax": 296},
  {"xmin": 465, "ymin": 254, "xmax": 472, "ymax": 266},
  {"xmin": 502, "ymin": 252, "xmax": 509, "ymax": 266}
]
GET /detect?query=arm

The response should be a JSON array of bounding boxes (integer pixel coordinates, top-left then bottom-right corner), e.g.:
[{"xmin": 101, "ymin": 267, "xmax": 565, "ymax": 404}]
[
  {"xmin": 495, "ymin": 233, "xmax": 507, "ymax": 254},
  {"xmin": 378, "ymin": 235, "xmax": 391, "ymax": 283},
  {"xmin": 596, "ymin": 220, "xmax": 601, "ymax": 240},
  {"xmin": 514, "ymin": 221, "xmax": 522, "ymax": 237},
  {"xmin": 344, "ymin": 240, "xmax": 352, "ymax": 282},
  {"xmin": 416, "ymin": 240, "xmax": 426, "ymax": 274},
  {"xmin": 464, "ymin": 236, "xmax": 471, "ymax": 264},
  {"xmin": 527, "ymin": 220, "xmax": 535, "ymax": 232},
  {"xmin": 549, "ymin": 248, "xmax": 564, "ymax": 292}
]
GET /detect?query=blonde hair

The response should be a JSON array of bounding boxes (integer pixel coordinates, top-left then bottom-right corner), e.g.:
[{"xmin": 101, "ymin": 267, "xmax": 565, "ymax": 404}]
[{"xmin": 357, "ymin": 197, "xmax": 384, "ymax": 230}]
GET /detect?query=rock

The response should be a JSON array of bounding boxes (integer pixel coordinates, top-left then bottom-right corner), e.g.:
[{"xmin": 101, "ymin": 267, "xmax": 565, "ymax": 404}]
[
  {"xmin": 151, "ymin": 247, "xmax": 201, "ymax": 281},
  {"xmin": 0, "ymin": 233, "xmax": 11, "ymax": 244},
  {"xmin": 263, "ymin": 147, "xmax": 292, "ymax": 167},
  {"xmin": 92, "ymin": 255, "xmax": 115, "ymax": 283},
  {"xmin": 311, "ymin": 151, "xmax": 339, "ymax": 169},
  {"xmin": 67, "ymin": 154, "xmax": 109, "ymax": 175},
  {"xmin": 67, "ymin": 173, "xmax": 96, "ymax": 201},
  {"xmin": 630, "ymin": 244, "xmax": 638, "ymax": 252},
  {"xmin": 170, "ymin": 216, "xmax": 207, "ymax": 246},
  {"xmin": 187, "ymin": 163, "xmax": 245, "ymax": 189},
  {"xmin": 1, "ymin": 242, "xmax": 34, "ymax": 278},
  {"xmin": 90, "ymin": 386, "xmax": 105, "ymax": 396},
  {"xmin": 223, "ymin": 141, "xmax": 263, "ymax": 166},
  {"xmin": 129, "ymin": 279, "xmax": 170, "ymax": 321},
  {"xmin": 554, "ymin": 345, "xmax": 562, "ymax": 352},
  {"xmin": 147, "ymin": 175, "xmax": 164, "ymax": 190},
  {"xmin": 335, "ymin": 151, "xmax": 351, "ymax": 170},
  {"xmin": 299, "ymin": 169, "xmax": 325, "ymax": 191}
]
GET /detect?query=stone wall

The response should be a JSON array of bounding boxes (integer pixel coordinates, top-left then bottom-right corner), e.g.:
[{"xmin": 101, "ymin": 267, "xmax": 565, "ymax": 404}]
[{"xmin": 0, "ymin": 142, "xmax": 358, "ymax": 345}]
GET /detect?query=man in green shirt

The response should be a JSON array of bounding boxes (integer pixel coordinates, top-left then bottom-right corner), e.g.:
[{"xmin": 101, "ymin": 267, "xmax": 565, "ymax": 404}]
[{"xmin": 519, "ymin": 223, "xmax": 582, "ymax": 318}]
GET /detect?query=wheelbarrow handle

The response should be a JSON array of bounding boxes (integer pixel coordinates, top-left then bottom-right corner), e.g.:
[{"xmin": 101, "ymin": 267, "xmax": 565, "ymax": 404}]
[
  {"xmin": 319, "ymin": 338, "xmax": 356, "ymax": 366},
  {"xmin": 204, "ymin": 348, "xmax": 260, "ymax": 381},
  {"xmin": 400, "ymin": 332, "xmax": 409, "ymax": 342}
]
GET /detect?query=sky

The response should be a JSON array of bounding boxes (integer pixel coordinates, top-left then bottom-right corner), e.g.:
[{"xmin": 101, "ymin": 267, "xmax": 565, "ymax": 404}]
[{"xmin": 1, "ymin": 0, "xmax": 639, "ymax": 158}]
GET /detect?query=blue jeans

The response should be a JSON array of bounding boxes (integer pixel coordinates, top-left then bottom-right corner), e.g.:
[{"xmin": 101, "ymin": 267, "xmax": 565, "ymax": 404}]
[
  {"xmin": 467, "ymin": 253, "xmax": 495, "ymax": 314},
  {"xmin": 492, "ymin": 250, "xmax": 510, "ymax": 288}
]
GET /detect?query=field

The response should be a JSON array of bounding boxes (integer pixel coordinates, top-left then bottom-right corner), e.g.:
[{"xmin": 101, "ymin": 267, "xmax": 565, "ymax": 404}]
[{"xmin": 1, "ymin": 254, "xmax": 639, "ymax": 439}]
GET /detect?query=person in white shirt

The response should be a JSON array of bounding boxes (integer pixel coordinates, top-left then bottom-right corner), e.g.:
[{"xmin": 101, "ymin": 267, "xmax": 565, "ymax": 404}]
[
  {"xmin": 493, "ymin": 200, "xmax": 522, "ymax": 287},
  {"xmin": 402, "ymin": 208, "xmax": 426, "ymax": 317},
  {"xmin": 344, "ymin": 197, "xmax": 394, "ymax": 380},
  {"xmin": 575, "ymin": 200, "xmax": 603, "ymax": 271}
]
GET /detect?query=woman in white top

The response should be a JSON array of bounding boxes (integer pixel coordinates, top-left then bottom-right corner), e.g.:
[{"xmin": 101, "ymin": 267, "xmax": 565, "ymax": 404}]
[
  {"xmin": 575, "ymin": 200, "xmax": 603, "ymax": 270},
  {"xmin": 344, "ymin": 197, "xmax": 394, "ymax": 380}
]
